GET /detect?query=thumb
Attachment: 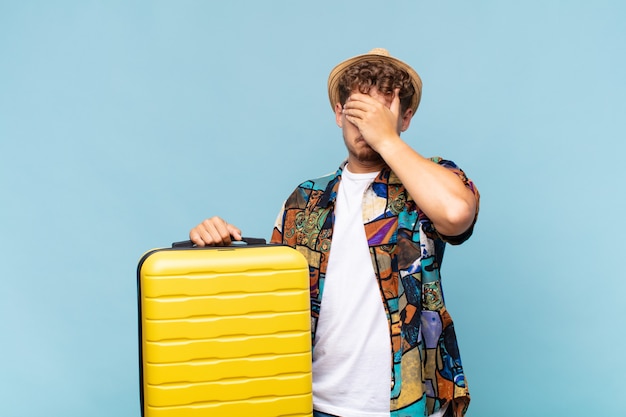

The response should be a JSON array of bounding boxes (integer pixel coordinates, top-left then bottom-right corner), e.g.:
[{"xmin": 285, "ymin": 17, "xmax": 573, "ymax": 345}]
[
  {"xmin": 228, "ymin": 225, "xmax": 242, "ymax": 241},
  {"xmin": 390, "ymin": 88, "xmax": 401, "ymax": 117}
]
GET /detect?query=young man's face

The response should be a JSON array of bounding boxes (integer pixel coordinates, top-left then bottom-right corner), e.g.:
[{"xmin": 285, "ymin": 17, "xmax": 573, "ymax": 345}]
[{"xmin": 334, "ymin": 86, "xmax": 410, "ymax": 172}]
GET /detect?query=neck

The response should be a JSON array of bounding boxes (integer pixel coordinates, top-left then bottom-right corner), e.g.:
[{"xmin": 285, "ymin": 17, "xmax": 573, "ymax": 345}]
[{"xmin": 346, "ymin": 157, "xmax": 386, "ymax": 174}]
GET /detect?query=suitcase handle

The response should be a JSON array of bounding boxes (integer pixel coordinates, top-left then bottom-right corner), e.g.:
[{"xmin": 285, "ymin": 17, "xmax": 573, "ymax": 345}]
[{"xmin": 171, "ymin": 237, "xmax": 267, "ymax": 248}]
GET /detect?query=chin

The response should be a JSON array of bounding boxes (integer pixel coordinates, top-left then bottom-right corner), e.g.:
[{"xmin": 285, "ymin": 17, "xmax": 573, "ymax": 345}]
[{"xmin": 356, "ymin": 150, "xmax": 384, "ymax": 164}]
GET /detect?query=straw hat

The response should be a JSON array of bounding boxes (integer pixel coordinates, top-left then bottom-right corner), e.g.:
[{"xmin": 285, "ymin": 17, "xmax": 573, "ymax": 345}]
[{"xmin": 327, "ymin": 48, "xmax": 423, "ymax": 113}]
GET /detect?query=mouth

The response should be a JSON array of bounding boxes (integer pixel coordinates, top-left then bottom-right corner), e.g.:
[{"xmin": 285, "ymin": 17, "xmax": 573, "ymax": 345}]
[{"xmin": 356, "ymin": 137, "xmax": 373, "ymax": 149}]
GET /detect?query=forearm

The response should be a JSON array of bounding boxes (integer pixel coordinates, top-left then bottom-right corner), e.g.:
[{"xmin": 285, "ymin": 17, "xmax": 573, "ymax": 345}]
[{"xmin": 377, "ymin": 136, "xmax": 478, "ymax": 236}]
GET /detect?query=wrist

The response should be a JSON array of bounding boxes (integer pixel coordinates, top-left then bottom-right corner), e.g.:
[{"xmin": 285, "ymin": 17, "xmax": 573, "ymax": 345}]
[{"xmin": 376, "ymin": 134, "xmax": 405, "ymax": 160}]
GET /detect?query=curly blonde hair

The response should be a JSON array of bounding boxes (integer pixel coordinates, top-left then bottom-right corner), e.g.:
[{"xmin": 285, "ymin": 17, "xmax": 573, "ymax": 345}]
[{"xmin": 337, "ymin": 59, "xmax": 416, "ymax": 112}]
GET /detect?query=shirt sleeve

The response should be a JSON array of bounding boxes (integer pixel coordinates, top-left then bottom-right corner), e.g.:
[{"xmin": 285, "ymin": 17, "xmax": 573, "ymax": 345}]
[{"xmin": 432, "ymin": 157, "xmax": 480, "ymax": 246}]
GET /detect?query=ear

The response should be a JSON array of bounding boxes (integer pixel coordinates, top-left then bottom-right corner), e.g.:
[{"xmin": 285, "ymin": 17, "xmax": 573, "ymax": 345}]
[
  {"xmin": 399, "ymin": 108, "xmax": 414, "ymax": 132},
  {"xmin": 334, "ymin": 103, "xmax": 344, "ymax": 128}
]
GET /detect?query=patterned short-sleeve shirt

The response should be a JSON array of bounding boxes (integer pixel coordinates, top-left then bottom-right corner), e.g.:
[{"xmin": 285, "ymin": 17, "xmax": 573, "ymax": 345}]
[{"xmin": 271, "ymin": 157, "xmax": 480, "ymax": 417}]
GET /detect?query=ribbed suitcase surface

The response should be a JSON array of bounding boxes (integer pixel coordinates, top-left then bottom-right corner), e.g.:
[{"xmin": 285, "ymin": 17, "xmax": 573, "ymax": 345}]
[{"xmin": 137, "ymin": 244, "xmax": 312, "ymax": 417}]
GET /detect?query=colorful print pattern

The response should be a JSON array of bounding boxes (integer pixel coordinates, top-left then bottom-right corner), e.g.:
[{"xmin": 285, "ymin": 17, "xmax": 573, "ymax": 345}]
[{"xmin": 271, "ymin": 157, "xmax": 479, "ymax": 417}]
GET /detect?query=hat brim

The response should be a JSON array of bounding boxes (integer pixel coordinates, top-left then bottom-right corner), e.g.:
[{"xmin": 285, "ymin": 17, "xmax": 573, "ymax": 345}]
[{"xmin": 327, "ymin": 51, "xmax": 423, "ymax": 113}]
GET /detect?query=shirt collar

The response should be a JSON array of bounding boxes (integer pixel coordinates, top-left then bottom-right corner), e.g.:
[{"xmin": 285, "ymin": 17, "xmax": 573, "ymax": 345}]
[{"xmin": 317, "ymin": 161, "xmax": 397, "ymax": 208}]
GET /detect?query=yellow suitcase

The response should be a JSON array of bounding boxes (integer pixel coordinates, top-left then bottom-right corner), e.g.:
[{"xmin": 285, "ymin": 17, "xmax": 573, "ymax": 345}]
[{"xmin": 137, "ymin": 239, "xmax": 312, "ymax": 417}]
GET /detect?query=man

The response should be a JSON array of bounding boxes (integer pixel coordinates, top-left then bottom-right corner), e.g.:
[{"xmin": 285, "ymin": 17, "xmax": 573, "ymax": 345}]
[{"xmin": 190, "ymin": 48, "xmax": 479, "ymax": 417}]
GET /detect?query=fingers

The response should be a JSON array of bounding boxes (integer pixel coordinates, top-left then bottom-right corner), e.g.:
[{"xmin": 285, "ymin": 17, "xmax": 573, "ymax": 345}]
[
  {"xmin": 342, "ymin": 96, "xmax": 367, "ymax": 125},
  {"xmin": 344, "ymin": 89, "xmax": 400, "ymax": 113},
  {"xmin": 189, "ymin": 216, "xmax": 242, "ymax": 247},
  {"xmin": 343, "ymin": 94, "xmax": 370, "ymax": 115},
  {"xmin": 342, "ymin": 91, "xmax": 397, "ymax": 130},
  {"xmin": 343, "ymin": 92, "xmax": 391, "ymax": 119}
]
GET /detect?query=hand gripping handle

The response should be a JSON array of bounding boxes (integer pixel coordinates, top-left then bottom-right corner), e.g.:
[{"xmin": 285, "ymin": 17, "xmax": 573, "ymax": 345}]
[{"xmin": 171, "ymin": 237, "xmax": 267, "ymax": 248}]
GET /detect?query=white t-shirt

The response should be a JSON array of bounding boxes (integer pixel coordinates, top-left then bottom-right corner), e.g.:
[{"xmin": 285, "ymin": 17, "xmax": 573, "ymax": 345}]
[
  {"xmin": 312, "ymin": 165, "xmax": 391, "ymax": 417},
  {"xmin": 311, "ymin": 164, "xmax": 450, "ymax": 417}
]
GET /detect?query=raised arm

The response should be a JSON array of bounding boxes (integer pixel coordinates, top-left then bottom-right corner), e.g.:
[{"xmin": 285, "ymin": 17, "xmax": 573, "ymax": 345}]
[{"xmin": 342, "ymin": 89, "xmax": 478, "ymax": 237}]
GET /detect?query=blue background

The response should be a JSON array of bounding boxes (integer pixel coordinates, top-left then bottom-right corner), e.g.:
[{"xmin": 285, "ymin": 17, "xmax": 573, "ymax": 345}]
[{"xmin": 1, "ymin": 1, "xmax": 625, "ymax": 416}]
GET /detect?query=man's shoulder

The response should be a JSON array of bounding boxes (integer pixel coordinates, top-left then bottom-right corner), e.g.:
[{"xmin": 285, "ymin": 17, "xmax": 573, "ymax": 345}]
[
  {"xmin": 429, "ymin": 156, "xmax": 460, "ymax": 169},
  {"xmin": 294, "ymin": 168, "xmax": 340, "ymax": 192},
  {"xmin": 282, "ymin": 168, "xmax": 341, "ymax": 210}
]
